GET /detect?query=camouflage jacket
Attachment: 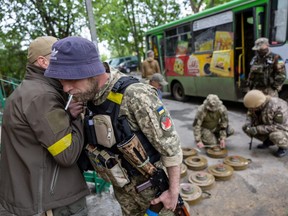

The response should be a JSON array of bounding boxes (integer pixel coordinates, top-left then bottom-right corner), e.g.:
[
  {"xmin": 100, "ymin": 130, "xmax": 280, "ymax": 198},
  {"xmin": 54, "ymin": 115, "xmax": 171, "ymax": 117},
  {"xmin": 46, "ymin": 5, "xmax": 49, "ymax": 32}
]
[
  {"xmin": 193, "ymin": 104, "xmax": 229, "ymax": 142},
  {"xmin": 91, "ymin": 69, "xmax": 182, "ymax": 167},
  {"xmin": 245, "ymin": 97, "xmax": 288, "ymax": 134},
  {"xmin": 248, "ymin": 52, "xmax": 286, "ymax": 91}
]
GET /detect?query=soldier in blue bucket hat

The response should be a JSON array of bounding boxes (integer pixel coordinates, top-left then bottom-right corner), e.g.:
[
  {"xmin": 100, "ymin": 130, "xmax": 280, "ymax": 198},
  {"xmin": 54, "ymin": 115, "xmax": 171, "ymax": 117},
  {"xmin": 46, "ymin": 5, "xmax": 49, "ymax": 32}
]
[{"xmin": 45, "ymin": 36, "xmax": 183, "ymax": 216}]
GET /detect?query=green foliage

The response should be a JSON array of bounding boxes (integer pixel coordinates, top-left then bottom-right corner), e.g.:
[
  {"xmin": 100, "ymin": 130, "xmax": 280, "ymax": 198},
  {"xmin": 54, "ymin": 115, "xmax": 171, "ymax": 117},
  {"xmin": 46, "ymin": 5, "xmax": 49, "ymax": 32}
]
[
  {"xmin": 0, "ymin": 0, "xmax": 229, "ymax": 80},
  {"xmin": 95, "ymin": 0, "xmax": 181, "ymax": 62},
  {"xmin": 183, "ymin": 0, "xmax": 231, "ymax": 13},
  {"xmin": 0, "ymin": 0, "xmax": 87, "ymax": 79}
]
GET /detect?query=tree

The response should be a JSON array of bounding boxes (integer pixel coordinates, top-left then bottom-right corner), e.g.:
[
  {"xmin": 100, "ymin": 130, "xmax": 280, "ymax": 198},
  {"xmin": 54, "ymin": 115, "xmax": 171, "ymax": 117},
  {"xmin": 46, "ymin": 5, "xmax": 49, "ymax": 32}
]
[
  {"xmin": 0, "ymin": 0, "xmax": 87, "ymax": 79},
  {"xmin": 94, "ymin": 0, "xmax": 181, "ymax": 65},
  {"xmin": 0, "ymin": 0, "xmax": 181, "ymax": 79},
  {"xmin": 183, "ymin": 0, "xmax": 231, "ymax": 13}
]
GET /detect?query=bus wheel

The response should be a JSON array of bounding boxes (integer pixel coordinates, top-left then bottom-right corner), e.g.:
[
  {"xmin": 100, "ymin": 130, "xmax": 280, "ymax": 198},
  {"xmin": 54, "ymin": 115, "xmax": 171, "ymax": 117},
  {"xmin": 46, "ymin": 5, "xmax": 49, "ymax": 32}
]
[
  {"xmin": 204, "ymin": 63, "xmax": 211, "ymax": 75},
  {"xmin": 279, "ymin": 89, "xmax": 288, "ymax": 102},
  {"xmin": 172, "ymin": 82, "xmax": 188, "ymax": 102}
]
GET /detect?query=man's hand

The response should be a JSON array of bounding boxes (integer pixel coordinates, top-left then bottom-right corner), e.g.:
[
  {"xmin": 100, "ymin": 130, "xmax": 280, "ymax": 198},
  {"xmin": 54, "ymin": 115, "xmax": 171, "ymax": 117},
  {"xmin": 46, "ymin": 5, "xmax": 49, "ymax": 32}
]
[
  {"xmin": 219, "ymin": 139, "xmax": 226, "ymax": 149},
  {"xmin": 150, "ymin": 189, "xmax": 178, "ymax": 211},
  {"xmin": 242, "ymin": 123, "xmax": 251, "ymax": 131},
  {"xmin": 68, "ymin": 101, "xmax": 84, "ymax": 119},
  {"xmin": 245, "ymin": 126, "xmax": 257, "ymax": 136},
  {"xmin": 196, "ymin": 141, "xmax": 205, "ymax": 148}
]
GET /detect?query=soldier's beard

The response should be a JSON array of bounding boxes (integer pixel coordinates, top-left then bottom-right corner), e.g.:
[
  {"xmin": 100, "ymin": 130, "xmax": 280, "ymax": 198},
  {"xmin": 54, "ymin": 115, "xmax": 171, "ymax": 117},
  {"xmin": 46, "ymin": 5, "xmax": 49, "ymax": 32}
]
[{"xmin": 74, "ymin": 77, "xmax": 99, "ymax": 102}]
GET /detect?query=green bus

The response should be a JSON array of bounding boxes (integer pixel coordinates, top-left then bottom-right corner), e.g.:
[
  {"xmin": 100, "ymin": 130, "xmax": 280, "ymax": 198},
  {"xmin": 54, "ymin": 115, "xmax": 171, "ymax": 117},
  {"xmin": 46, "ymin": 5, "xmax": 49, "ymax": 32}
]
[{"xmin": 145, "ymin": 0, "xmax": 288, "ymax": 101}]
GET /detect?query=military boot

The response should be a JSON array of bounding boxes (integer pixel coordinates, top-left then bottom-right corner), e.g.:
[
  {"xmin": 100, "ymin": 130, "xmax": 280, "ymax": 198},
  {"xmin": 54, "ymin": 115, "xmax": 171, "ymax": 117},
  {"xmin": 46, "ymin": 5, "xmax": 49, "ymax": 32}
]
[
  {"xmin": 257, "ymin": 139, "xmax": 274, "ymax": 149},
  {"xmin": 274, "ymin": 148, "xmax": 288, "ymax": 157},
  {"xmin": 226, "ymin": 125, "xmax": 234, "ymax": 137}
]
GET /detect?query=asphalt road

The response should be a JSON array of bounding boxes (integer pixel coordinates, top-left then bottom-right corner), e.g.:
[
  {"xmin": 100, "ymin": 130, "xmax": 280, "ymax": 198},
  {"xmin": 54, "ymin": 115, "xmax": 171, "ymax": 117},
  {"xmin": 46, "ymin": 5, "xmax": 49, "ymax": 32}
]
[
  {"xmin": 163, "ymin": 94, "xmax": 288, "ymax": 216},
  {"xmin": 1, "ymin": 90, "xmax": 288, "ymax": 216}
]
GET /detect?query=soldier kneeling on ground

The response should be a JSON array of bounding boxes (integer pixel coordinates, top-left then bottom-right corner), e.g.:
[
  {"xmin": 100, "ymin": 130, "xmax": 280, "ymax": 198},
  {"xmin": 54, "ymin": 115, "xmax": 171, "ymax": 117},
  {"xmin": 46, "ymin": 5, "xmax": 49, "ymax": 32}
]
[
  {"xmin": 242, "ymin": 90, "xmax": 288, "ymax": 157},
  {"xmin": 193, "ymin": 94, "xmax": 234, "ymax": 149}
]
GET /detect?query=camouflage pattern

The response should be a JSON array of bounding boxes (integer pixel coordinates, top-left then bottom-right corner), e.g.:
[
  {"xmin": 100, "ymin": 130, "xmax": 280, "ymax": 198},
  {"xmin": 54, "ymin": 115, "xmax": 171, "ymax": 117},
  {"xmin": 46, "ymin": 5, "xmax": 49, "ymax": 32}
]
[
  {"xmin": 193, "ymin": 96, "xmax": 230, "ymax": 145},
  {"xmin": 91, "ymin": 70, "xmax": 181, "ymax": 215},
  {"xmin": 248, "ymin": 51, "xmax": 286, "ymax": 96},
  {"xmin": 113, "ymin": 175, "xmax": 174, "ymax": 216},
  {"xmin": 243, "ymin": 97, "xmax": 288, "ymax": 149}
]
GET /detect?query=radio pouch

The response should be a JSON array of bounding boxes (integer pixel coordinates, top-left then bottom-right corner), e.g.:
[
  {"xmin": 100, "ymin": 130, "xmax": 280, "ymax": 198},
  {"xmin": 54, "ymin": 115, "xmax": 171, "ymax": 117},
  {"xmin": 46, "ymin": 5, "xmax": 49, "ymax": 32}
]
[{"xmin": 93, "ymin": 114, "xmax": 116, "ymax": 148}]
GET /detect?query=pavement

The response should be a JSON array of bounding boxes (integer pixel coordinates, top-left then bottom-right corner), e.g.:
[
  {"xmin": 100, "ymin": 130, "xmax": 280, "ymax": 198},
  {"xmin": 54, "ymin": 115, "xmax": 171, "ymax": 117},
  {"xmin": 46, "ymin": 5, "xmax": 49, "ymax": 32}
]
[
  {"xmin": 163, "ymin": 96, "xmax": 288, "ymax": 216},
  {"xmin": 1, "ymin": 75, "xmax": 288, "ymax": 215}
]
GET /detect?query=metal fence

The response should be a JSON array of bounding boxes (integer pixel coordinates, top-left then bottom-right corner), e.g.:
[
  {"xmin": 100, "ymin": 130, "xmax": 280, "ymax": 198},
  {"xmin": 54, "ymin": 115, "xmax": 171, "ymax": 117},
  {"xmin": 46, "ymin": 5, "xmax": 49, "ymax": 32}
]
[{"xmin": 0, "ymin": 77, "xmax": 20, "ymax": 125}]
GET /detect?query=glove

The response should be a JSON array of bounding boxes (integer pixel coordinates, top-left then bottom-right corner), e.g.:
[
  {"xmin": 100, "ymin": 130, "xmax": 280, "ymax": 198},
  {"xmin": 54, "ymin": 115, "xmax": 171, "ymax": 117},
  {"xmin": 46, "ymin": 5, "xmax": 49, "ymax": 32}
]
[{"xmin": 245, "ymin": 126, "xmax": 257, "ymax": 136}]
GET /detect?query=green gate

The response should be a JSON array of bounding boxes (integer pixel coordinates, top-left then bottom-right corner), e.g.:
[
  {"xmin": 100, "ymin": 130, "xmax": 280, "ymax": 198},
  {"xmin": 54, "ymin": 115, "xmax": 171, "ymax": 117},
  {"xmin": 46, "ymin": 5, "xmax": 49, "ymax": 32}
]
[{"xmin": 0, "ymin": 77, "xmax": 20, "ymax": 124}]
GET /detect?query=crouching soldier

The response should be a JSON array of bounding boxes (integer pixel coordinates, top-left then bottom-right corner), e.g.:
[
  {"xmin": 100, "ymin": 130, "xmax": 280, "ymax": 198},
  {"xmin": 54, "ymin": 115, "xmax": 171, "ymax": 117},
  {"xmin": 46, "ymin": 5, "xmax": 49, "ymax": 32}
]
[
  {"xmin": 193, "ymin": 94, "xmax": 234, "ymax": 149},
  {"xmin": 242, "ymin": 90, "xmax": 288, "ymax": 157}
]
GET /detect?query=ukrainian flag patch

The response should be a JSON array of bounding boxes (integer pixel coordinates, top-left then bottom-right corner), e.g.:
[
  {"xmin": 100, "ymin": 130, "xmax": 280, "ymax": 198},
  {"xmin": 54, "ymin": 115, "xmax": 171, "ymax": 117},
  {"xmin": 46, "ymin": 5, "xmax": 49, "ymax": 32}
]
[
  {"xmin": 278, "ymin": 59, "xmax": 284, "ymax": 64},
  {"xmin": 157, "ymin": 106, "xmax": 165, "ymax": 115}
]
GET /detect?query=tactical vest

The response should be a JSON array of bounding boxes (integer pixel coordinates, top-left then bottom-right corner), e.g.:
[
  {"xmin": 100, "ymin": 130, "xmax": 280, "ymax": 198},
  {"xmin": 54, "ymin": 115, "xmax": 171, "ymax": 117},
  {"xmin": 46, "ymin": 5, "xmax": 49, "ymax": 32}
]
[
  {"xmin": 84, "ymin": 76, "xmax": 160, "ymax": 176},
  {"xmin": 250, "ymin": 53, "xmax": 277, "ymax": 88},
  {"xmin": 201, "ymin": 110, "xmax": 221, "ymax": 130}
]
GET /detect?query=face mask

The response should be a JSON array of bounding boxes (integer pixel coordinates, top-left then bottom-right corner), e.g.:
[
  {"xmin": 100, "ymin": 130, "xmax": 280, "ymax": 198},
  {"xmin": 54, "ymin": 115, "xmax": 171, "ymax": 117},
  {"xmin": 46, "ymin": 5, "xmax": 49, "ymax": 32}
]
[{"xmin": 257, "ymin": 48, "xmax": 269, "ymax": 57}]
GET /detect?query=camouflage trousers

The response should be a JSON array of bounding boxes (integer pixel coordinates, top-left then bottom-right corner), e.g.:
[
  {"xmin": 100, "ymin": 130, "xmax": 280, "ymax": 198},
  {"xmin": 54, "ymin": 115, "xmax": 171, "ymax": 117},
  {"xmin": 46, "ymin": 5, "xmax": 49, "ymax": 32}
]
[
  {"xmin": 244, "ymin": 130, "xmax": 288, "ymax": 149},
  {"xmin": 113, "ymin": 175, "xmax": 175, "ymax": 216},
  {"xmin": 200, "ymin": 126, "xmax": 233, "ymax": 146}
]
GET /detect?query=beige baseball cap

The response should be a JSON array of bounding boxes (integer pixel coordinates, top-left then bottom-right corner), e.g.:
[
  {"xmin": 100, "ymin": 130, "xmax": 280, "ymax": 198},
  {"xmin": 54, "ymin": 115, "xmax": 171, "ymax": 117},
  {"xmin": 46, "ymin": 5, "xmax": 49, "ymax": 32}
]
[
  {"xmin": 150, "ymin": 73, "xmax": 168, "ymax": 86},
  {"xmin": 27, "ymin": 36, "xmax": 58, "ymax": 63},
  {"xmin": 252, "ymin": 37, "xmax": 269, "ymax": 51}
]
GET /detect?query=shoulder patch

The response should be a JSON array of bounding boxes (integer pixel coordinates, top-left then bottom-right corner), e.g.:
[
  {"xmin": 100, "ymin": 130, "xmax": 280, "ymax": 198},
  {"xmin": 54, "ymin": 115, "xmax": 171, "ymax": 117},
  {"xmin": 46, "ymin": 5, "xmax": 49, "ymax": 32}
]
[
  {"xmin": 157, "ymin": 106, "xmax": 165, "ymax": 115},
  {"xmin": 160, "ymin": 115, "xmax": 172, "ymax": 131},
  {"xmin": 278, "ymin": 59, "xmax": 284, "ymax": 64}
]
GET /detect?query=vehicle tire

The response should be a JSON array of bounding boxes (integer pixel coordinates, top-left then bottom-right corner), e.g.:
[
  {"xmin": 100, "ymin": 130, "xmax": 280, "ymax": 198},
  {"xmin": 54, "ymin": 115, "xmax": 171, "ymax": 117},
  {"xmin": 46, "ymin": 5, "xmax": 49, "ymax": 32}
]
[
  {"xmin": 279, "ymin": 88, "xmax": 288, "ymax": 102},
  {"xmin": 126, "ymin": 68, "xmax": 131, "ymax": 74},
  {"xmin": 204, "ymin": 63, "xmax": 211, "ymax": 75},
  {"xmin": 172, "ymin": 82, "xmax": 188, "ymax": 102}
]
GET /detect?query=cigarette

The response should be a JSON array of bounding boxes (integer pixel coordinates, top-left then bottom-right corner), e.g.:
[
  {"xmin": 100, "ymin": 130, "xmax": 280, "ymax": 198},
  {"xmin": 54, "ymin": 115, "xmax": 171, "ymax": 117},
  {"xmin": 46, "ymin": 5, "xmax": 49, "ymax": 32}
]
[{"xmin": 65, "ymin": 94, "xmax": 73, "ymax": 110}]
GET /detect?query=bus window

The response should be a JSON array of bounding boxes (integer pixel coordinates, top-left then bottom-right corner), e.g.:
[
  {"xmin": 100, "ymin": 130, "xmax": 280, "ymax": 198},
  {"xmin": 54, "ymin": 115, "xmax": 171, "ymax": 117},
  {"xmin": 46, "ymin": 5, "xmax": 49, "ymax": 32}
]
[
  {"xmin": 270, "ymin": 0, "xmax": 288, "ymax": 44},
  {"xmin": 166, "ymin": 36, "xmax": 178, "ymax": 56},
  {"xmin": 214, "ymin": 23, "xmax": 233, "ymax": 51},
  {"xmin": 178, "ymin": 24, "xmax": 190, "ymax": 34},
  {"xmin": 165, "ymin": 24, "xmax": 191, "ymax": 57},
  {"xmin": 166, "ymin": 28, "xmax": 177, "ymax": 37},
  {"xmin": 194, "ymin": 28, "xmax": 214, "ymax": 52}
]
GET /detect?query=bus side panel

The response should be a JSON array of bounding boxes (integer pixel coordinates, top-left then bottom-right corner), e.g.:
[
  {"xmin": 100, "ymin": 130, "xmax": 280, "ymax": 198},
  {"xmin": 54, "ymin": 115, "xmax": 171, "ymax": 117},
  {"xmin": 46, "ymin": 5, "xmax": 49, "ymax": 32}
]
[
  {"xmin": 194, "ymin": 77, "xmax": 237, "ymax": 101},
  {"xmin": 165, "ymin": 56, "xmax": 190, "ymax": 76}
]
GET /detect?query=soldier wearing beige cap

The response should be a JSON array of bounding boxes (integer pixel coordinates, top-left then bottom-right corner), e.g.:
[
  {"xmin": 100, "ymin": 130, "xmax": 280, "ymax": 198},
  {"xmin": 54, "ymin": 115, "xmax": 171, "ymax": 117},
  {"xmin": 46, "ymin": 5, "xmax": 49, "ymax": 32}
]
[
  {"xmin": 248, "ymin": 37, "xmax": 286, "ymax": 96},
  {"xmin": 149, "ymin": 73, "xmax": 168, "ymax": 100},
  {"xmin": 0, "ymin": 36, "xmax": 89, "ymax": 216}
]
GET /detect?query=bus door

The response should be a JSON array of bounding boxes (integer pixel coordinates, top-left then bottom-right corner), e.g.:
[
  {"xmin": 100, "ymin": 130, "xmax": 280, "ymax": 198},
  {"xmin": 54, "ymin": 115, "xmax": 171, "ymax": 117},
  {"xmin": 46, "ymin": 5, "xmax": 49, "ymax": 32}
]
[
  {"xmin": 234, "ymin": 6, "xmax": 266, "ymax": 97},
  {"xmin": 147, "ymin": 34, "xmax": 164, "ymax": 72}
]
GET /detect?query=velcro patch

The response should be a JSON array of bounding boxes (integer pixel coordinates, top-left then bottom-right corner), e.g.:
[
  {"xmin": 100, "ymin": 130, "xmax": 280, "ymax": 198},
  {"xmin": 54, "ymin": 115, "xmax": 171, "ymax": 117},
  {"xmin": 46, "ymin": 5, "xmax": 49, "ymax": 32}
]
[
  {"xmin": 46, "ymin": 109, "xmax": 69, "ymax": 134},
  {"xmin": 160, "ymin": 115, "xmax": 172, "ymax": 131},
  {"xmin": 157, "ymin": 106, "xmax": 165, "ymax": 115}
]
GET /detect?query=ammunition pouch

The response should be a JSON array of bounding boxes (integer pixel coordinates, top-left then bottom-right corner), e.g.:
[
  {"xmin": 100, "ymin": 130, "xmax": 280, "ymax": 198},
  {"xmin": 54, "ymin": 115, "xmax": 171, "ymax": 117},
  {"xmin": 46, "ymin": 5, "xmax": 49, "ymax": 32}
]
[{"xmin": 86, "ymin": 145, "xmax": 130, "ymax": 187}]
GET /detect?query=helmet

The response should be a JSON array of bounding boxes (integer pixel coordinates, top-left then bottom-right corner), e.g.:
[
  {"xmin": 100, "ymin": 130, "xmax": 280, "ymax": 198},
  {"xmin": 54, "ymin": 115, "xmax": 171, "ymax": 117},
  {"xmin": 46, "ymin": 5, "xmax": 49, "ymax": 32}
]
[
  {"xmin": 204, "ymin": 94, "xmax": 222, "ymax": 111},
  {"xmin": 243, "ymin": 90, "xmax": 267, "ymax": 109}
]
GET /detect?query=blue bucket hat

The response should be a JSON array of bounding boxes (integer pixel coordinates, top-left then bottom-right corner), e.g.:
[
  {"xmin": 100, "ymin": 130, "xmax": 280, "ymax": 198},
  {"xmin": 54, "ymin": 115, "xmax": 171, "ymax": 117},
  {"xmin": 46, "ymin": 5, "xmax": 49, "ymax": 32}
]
[{"xmin": 45, "ymin": 36, "xmax": 105, "ymax": 80}]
